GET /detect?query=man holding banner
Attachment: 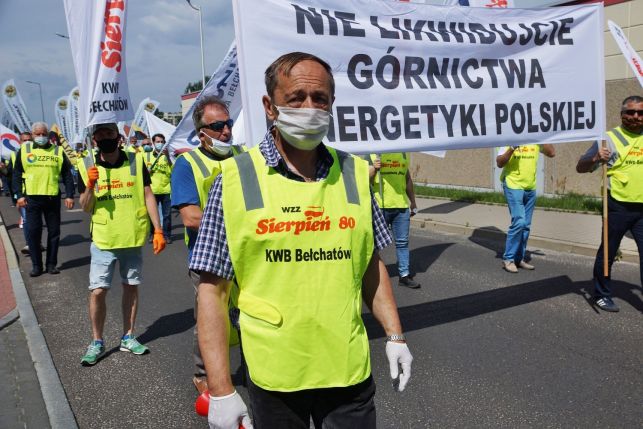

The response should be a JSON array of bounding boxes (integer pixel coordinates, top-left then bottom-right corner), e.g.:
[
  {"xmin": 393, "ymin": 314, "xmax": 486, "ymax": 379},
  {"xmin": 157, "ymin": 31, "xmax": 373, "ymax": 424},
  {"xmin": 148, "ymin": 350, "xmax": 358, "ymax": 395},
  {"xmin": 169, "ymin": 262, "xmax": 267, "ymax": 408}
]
[
  {"xmin": 77, "ymin": 122, "xmax": 166, "ymax": 366},
  {"xmin": 496, "ymin": 143, "xmax": 555, "ymax": 273},
  {"xmin": 576, "ymin": 95, "xmax": 643, "ymax": 313},
  {"xmin": 191, "ymin": 52, "xmax": 411, "ymax": 429}
]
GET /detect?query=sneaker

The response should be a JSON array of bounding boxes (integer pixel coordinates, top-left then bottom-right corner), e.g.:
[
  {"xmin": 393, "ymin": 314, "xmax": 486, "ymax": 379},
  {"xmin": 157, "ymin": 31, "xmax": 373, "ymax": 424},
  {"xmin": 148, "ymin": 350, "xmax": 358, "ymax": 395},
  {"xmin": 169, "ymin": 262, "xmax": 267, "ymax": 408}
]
[
  {"xmin": 20, "ymin": 245, "xmax": 30, "ymax": 255},
  {"xmin": 595, "ymin": 297, "xmax": 619, "ymax": 313},
  {"xmin": 81, "ymin": 340, "xmax": 105, "ymax": 366},
  {"xmin": 120, "ymin": 335, "xmax": 149, "ymax": 355},
  {"xmin": 399, "ymin": 276, "xmax": 420, "ymax": 289},
  {"xmin": 503, "ymin": 260, "xmax": 518, "ymax": 273},
  {"xmin": 518, "ymin": 260, "xmax": 535, "ymax": 270}
]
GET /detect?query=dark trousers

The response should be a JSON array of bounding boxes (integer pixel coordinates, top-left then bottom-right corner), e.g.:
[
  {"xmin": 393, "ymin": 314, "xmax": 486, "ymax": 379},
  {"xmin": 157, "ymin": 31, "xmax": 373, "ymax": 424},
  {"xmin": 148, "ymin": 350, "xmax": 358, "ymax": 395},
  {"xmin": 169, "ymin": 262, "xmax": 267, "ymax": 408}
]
[
  {"xmin": 247, "ymin": 374, "xmax": 376, "ymax": 429},
  {"xmin": 593, "ymin": 194, "xmax": 643, "ymax": 298},
  {"xmin": 25, "ymin": 195, "xmax": 61, "ymax": 269},
  {"xmin": 153, "ymin": 193, "xmax": 172, "ymax": 239}
]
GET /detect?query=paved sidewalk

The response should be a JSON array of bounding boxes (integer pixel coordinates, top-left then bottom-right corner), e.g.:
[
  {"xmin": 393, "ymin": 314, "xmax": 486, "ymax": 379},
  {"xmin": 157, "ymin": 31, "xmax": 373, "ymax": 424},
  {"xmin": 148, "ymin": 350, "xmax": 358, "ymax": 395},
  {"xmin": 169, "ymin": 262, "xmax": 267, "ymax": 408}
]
[
  {"xmin": 0, "ymin": 207, "xmax": 77, "ymax": 429},
  {"xmin": 412, "ymin": 197, "xmax": 639, "ymax": 263}
]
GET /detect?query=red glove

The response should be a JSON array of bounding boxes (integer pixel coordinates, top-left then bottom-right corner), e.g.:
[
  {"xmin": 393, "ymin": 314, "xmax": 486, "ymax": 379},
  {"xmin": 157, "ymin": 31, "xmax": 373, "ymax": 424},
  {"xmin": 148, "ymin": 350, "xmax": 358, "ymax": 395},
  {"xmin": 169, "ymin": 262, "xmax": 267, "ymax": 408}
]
[
  {"xmin": 153, "ymin": 229, "xmax": 166, "ymax": 254},
  {"xmin": 87, "ymin": 166, "xmax": 99, "ymax": 189}
]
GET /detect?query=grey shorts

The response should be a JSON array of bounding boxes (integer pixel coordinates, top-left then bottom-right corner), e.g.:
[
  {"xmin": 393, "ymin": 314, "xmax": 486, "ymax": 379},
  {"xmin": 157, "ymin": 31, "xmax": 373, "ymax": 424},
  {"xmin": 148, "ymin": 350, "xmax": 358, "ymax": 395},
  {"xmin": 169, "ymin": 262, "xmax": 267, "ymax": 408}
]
[{"xmin": 89, "ymin": 243, "xmax": 143, "ymax": 290}]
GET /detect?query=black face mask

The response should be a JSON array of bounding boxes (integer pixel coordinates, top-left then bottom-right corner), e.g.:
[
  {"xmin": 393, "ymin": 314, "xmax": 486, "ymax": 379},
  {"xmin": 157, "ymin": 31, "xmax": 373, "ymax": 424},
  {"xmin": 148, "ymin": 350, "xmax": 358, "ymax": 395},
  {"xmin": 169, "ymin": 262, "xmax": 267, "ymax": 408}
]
[{"xmin": 96, "ymin": 138, "xmax": 119, "ymax": 153}]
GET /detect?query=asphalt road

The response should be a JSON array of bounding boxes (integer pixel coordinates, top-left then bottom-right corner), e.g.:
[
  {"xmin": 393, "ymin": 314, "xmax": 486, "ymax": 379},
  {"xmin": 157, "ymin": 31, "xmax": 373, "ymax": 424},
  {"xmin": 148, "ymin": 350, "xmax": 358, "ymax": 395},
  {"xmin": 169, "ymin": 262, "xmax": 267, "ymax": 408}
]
[{"xmin": 1, "ymin": 195, "xmax": 641, "ymax": 429}]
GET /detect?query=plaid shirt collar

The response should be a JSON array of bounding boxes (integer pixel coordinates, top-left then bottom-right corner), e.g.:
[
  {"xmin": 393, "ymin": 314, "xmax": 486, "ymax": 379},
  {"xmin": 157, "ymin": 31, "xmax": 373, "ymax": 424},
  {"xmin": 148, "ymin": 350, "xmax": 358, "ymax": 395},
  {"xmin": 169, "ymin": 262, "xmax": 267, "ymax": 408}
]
[{"xmin": 258, "ymin": 127, "xmax": 334, "ymax": 182}]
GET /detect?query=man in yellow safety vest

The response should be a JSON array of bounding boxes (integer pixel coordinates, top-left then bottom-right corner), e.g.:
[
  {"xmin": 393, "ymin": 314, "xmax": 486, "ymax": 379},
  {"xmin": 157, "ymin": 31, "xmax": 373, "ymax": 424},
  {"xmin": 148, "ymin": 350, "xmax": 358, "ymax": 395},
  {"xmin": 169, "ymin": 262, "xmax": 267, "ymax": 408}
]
[
  {"xmin": 144, "ymin": 133, "xmax": 173, "ymax": 243},
  {"xmin": 576, "ymin": 95, "xmax": 643, "ymax": 312},
  {"xmin": 170, "ymin": 95, "xmax": 243, "ymax": 394},
  {"xmin": 496, "ymin": 142, "xmax": 555, "ymax": 273},
  {"xmin": 191, "ymin": 52, "xmax": 412, "ymax": 429},
  {"xmin": 77, "ymin": 122, "xmax": 166, "ymax": 366},
  {"xmin": 12, "ymin": 122, "xmax": 75, "ymax": 277},
  {"xmin": 370, "ymin": 152, "xmax": 420, "ymax": 288}
]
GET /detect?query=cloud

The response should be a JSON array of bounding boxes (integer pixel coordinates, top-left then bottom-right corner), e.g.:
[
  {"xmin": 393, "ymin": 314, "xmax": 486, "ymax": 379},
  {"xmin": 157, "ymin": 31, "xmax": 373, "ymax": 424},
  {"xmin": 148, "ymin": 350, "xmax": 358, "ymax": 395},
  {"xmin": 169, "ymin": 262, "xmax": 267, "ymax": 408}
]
[{"xmin": 0, "ymin": 0, "xmax": 235, "ymax": 124}]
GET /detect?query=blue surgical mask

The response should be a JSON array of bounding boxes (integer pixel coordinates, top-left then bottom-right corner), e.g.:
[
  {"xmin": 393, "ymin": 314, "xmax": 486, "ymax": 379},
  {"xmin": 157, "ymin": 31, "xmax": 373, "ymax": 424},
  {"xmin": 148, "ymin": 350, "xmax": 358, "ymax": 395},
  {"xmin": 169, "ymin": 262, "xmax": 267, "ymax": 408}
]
[
  {"xmin": 143, "ymin": 145, "xmax": 153, "ymax": 152},
  {"xmin": 154, "ymin": 143, "xmax": 164, "ymax": 152},
  {"xmin": 33, "ymin": 136, "xmax": 49, "ymax": 147}
]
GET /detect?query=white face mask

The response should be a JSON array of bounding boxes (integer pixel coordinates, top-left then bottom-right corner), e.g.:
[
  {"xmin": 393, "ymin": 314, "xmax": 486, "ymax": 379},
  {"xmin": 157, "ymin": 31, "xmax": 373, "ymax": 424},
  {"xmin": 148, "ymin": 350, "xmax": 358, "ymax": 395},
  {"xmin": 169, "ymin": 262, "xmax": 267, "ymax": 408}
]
[
  {"xmin": 200, "ymin": 132, "xmax": 232, "ymax": 156},
  {"xmin": 33, "ymin": 136, "xmax": 49, "ymax": 146},
  {"xmin": 274, "ymin": 106, "xmax": 330, "ymax": 151}
]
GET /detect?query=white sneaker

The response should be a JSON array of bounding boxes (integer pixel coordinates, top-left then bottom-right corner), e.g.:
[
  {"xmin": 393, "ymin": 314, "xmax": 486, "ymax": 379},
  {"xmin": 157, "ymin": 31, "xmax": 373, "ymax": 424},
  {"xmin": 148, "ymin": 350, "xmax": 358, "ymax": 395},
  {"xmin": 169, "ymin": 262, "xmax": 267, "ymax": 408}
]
[{"xmin": 502, "ymin": 260, "xmax": 518, "ymax": 273}]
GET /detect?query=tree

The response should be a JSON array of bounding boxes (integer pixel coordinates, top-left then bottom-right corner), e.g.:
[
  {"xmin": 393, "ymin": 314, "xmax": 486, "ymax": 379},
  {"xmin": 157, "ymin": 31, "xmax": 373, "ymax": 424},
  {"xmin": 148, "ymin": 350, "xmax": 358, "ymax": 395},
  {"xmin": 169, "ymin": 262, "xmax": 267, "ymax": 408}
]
[{"xmin": 184, "ymin": 76, "xmax": 211, "ymax": 94}]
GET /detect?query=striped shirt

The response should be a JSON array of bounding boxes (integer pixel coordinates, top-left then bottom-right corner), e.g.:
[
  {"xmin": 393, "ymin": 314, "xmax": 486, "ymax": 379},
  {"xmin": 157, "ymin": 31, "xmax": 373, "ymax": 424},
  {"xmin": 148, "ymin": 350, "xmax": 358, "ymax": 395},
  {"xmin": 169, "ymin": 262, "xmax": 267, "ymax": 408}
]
[{"xmin": 189, "ymin": 128, "xmax": 392, "ymax": 279}]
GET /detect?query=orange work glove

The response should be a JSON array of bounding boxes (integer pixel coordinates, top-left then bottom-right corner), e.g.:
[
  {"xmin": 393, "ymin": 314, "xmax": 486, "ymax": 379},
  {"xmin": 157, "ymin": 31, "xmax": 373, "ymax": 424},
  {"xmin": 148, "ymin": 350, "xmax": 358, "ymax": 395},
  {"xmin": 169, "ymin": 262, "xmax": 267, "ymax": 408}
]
[
  {"xmin": 87, "ymin": 166, "xmax": 99, "ymax": 189},
  {"xmin": 153, "ymin": 229, "xmax": 166, "ymax": 254}
]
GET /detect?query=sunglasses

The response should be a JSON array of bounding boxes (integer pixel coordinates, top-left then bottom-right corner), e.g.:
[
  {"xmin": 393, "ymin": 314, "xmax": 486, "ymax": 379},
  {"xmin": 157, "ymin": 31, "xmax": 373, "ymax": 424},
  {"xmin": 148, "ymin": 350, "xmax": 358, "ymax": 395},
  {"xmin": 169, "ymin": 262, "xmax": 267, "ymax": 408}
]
[
  {"xmin": 622, "ymin": 109, "xmax": 643, "ymax": 116},
  {"xmin": 201, "ymin": 119, "xmax": 234, "ymax": 132}
]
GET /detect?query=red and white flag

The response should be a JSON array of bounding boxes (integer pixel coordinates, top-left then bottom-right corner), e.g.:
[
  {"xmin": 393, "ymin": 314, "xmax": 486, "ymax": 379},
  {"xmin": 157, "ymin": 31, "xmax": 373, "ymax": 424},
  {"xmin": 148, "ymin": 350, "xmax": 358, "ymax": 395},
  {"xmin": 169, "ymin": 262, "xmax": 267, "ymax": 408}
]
[
  {"xmin": 63, "ymin": 0, "xmax": 134, "ymax": 128},
  {"xmin": 608, "ymin": 20, "xmax": 643, "ymax": 88}
]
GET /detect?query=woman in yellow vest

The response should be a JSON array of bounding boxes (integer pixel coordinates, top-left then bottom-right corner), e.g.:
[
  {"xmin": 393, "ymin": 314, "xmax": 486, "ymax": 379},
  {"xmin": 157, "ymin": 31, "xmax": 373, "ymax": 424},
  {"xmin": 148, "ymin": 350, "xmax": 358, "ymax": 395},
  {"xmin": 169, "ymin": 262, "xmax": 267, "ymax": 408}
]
[
  {"xmin": 369, "ymin": 153, "xmax": 420, "ymax": 288},
  {"xmin": 496, "ymin": 143, "xmax": 555, "ymax": 273},
  {"xmin": 576, "ymin": 95, "xmax": 643, "ymax": 313}
]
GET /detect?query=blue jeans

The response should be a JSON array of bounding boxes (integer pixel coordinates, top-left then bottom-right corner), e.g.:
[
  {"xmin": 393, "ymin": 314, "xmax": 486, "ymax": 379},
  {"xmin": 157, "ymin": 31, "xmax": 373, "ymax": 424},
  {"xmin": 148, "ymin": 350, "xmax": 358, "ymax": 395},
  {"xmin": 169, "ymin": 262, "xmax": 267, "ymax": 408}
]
[
  {"xmin": 154, "ymin": 194, "xmax": 172, "ymax": 239},
  {"xmin": 502, "ymin": 185, "xmax": 536, "ymax": 263},
  {"xmin": 593, "ymin": 195, "xmax": 643, "ymax": 298},
  {"xmin": 383, "ymin": 208, "xmax": 411, "ymax": 277}
]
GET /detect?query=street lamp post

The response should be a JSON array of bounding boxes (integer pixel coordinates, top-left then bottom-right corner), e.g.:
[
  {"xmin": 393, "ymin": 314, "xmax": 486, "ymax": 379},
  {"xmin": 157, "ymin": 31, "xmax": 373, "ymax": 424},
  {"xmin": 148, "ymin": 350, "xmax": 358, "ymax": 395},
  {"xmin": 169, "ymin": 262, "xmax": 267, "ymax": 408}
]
[
  {"xmin": 25, "ymin": 80, "xmax": 45, "ymax": 123},
  {"xmin": 186, "ymin": 0, "xmax": 206, "ymax": 91}
]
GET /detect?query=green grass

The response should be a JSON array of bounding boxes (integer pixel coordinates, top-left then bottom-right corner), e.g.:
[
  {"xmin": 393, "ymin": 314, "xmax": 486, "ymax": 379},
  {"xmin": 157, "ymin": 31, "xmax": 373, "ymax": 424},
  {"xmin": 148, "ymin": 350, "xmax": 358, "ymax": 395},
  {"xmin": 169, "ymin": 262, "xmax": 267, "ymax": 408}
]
[{"xmin": 414, "ymin": 185, "xmax": 602, "ymax": 214}]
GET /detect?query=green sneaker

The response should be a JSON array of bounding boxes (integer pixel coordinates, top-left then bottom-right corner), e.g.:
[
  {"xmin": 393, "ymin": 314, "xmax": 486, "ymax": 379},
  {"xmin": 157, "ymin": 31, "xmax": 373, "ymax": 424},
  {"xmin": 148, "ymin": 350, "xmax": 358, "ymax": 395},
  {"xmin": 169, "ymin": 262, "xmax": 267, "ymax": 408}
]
[
  {"xmin": 120, "ymin": 336, "xmax": 149, "ymax": 355},
  {"xmin": 81, "ymin": 340, "xmax": 105, "ymax": 366}
]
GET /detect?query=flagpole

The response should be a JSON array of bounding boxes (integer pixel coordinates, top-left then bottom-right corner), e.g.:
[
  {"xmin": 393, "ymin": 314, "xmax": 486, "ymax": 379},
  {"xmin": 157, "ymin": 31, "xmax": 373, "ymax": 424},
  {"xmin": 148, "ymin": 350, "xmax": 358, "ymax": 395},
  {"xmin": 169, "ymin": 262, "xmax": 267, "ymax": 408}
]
[{"xmin": 601, "ymin": 139, "xmax": 608, "ymax": 277}]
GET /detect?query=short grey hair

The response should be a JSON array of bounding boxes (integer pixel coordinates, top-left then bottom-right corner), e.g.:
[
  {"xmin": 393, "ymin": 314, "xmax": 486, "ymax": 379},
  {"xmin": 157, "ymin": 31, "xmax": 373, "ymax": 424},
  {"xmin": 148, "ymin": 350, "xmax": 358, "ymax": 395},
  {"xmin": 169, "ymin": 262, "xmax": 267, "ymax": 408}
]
[
  {"xmin": 192, "ymin": 95, "xmax": 229, "ymax": 131},
  {"xmin": 31, "ymin": 121, "xmax": 48, "ymax": 133}
]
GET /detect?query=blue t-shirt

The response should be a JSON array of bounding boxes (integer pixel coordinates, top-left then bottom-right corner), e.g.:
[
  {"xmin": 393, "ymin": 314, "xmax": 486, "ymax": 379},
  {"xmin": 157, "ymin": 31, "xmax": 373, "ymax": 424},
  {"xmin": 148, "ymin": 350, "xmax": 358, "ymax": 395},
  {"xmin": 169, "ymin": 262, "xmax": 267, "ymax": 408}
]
[{"xmin": 170, "ymin": 155, "xmax": 201, "ymax": 259}]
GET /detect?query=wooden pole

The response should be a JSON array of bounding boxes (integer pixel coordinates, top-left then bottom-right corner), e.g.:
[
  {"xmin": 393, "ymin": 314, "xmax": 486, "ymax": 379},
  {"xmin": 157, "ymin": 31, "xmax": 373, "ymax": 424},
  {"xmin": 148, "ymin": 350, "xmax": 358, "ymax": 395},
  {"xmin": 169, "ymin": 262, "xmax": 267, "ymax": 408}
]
[{"xmin": 601, "ymin": 139, "xmax": 609, "ymax": 277}]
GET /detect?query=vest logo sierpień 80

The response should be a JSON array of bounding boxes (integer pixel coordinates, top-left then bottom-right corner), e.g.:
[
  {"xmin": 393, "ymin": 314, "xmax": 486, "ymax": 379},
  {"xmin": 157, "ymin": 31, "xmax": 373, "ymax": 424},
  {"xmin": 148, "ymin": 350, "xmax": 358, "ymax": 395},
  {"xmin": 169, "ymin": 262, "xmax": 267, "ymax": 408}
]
[{"xmin": 256, "ymin": 205, "xmax": 357, "ymax": 236}]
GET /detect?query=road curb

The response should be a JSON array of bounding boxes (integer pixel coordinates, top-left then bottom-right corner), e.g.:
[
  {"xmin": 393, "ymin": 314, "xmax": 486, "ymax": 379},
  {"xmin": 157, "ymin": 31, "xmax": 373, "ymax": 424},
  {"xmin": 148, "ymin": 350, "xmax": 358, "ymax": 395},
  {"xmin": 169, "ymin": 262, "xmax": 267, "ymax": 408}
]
[
  {"xmin": 0, "ymin": 213, "xmax": 78, "ymax": 429},
  {"xmin": 411, "ymin": 218, "xmax": 639, "ymax": 264}
]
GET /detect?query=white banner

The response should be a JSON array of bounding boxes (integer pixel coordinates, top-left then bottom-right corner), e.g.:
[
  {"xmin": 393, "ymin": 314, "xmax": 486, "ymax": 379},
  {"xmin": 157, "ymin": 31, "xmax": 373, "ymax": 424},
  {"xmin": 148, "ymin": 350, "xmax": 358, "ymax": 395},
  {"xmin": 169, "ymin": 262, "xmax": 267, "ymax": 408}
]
[
  {"xmin": 233, "ymin": 0, "xmax": 605, "ymax": 154},
  {"xmin": 462, "ymin": 0, "xmax": 514, "ymax": 8},
  {"xmin": 608, "ymin": 20, "xmax": 643, "ymax": 88},
  {"xmin": 1, "ymin": 110, "xmax": 14, "ymax": 130},
  {"xmin": 130, "ymin": 98, "xmax": 159, "ymax": 137},
  {"xmin": 1, "ymin": 80, "xmax": 32, "ymax": 133},
  {"xmin": 0, "ymin": 124, "xmax": 20, "ymax": 160},
  {"xmin": 67, "ymin": 87, "xmax": 82, "ymax": 143},
  {"xmin": 167, "ymin": 41, "xmax": 242, "ymax": 158},
  {"xmin": 144, "ymin": 110, "xmax": 176, "ymax": 142},
  {"xmin": 64, "ymin": 0, "xmax": 134, "ymax": 128},
  {"xmin": 55, "ymin": 96, "xmax": 73, "ymax": 143}
]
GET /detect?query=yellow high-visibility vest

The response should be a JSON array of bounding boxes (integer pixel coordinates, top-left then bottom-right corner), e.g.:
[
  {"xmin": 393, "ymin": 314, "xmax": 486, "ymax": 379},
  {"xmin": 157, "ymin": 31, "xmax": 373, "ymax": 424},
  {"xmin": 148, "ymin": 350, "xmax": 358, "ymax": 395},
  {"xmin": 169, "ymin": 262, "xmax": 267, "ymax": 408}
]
[
  {"xmin": 371, "ymin": 153, "xmax": 409, "ymax": 209},
  {"xmin": 145, "ymin": 152, "xmax": 172, "ymax": 194},
  {"xmin": 20, "ymin": 143, "xmax": 64, "ymax": 196},
  {"xmin": 222, "ymin": 146, "xmax": 374, "ymax": 391},
  {"xmin": 77, "ymin": 152, "xmax": 149, "ymax": 249},
  {"xmin": 606, "ymin": 126, "xmax": 643, "ymax": 203},
  {"xmin": 500, "ymin": 144, "xmax": 539, "ymax": 190}
]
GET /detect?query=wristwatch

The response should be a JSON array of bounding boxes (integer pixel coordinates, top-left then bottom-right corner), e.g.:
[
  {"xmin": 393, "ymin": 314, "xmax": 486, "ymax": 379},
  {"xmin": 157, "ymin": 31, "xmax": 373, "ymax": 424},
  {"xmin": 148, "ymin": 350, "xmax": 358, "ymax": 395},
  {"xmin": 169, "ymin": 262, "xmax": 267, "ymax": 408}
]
[{"xmin": 386, "ymin": 334, "xmax": 406, "ymax": 342}]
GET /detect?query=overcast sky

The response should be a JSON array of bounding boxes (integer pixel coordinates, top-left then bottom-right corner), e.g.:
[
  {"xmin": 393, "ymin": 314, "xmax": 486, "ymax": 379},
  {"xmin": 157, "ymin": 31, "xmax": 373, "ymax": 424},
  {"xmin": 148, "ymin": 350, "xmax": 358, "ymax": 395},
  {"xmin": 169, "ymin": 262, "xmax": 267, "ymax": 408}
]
[{"xmin": 0, "ymin": 0, "xmax": 234, "ymax": 126}]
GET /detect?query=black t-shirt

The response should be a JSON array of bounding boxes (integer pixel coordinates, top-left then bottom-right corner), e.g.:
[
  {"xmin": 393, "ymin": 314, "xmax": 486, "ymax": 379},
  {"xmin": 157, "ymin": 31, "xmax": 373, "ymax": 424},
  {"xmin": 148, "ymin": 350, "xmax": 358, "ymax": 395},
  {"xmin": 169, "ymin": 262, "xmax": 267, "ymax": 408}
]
[{"xmin": 77, "ymin": 150, "xmax": 151, "ymax": 193}]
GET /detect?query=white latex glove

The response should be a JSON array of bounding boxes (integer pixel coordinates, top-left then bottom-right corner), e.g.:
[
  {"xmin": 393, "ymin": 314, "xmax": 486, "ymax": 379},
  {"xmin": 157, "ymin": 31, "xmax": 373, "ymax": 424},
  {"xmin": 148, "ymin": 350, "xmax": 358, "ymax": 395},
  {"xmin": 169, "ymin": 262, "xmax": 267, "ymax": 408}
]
[
  {"xmin": 209, "ymin": 390, "xmax": 253, "ymax": 429},
  {"xmin": 386, "ymin": 341, "xmax": 413, "ymax": 392}
]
